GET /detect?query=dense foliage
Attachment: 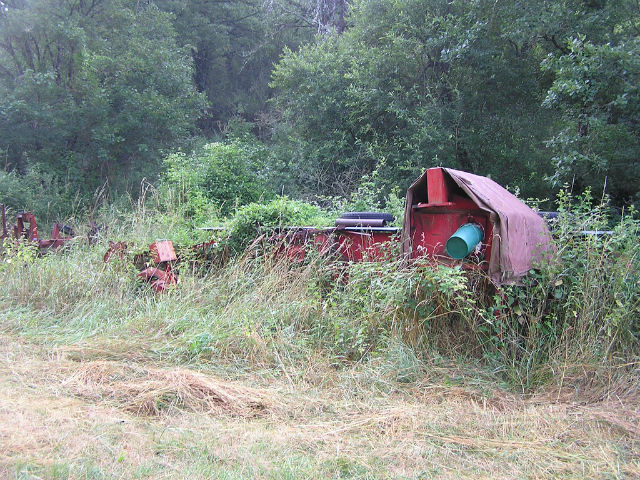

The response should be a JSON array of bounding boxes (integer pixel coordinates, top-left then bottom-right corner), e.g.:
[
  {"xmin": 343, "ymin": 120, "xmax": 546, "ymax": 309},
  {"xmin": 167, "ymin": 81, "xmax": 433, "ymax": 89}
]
[
  {"xmin": 271, "ymin": 0, "xmax": 640, "ymax": 203},
  {"xmin": 0, "ymin": 0, "xmax": 638, "ymax": 215},
  {"xmin": 0, "ymin": 0, "xmax": 205, "ymax": 201},
  {"xmin": 164, "ymin": 134, "xmax": 272, "ymax": 218}
]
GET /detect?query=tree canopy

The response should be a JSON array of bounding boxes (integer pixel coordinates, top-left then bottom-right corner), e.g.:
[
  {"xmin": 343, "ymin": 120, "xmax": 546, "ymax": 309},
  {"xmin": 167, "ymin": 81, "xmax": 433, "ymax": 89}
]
[
  {"xmin": 271, "ymin": 0, "xmax": 640, "ymax": 203},
  {"xmin": 0, "ymin": 0, "xmax": 206, "ymax": 194},
  {"xmin": 0, "ymin": 0, "xmax": 638, "ymax": 215}
]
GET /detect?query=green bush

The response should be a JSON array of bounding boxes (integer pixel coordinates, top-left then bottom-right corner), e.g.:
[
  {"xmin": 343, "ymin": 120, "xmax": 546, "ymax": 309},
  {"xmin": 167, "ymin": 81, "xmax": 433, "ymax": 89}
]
[
  {"xmin": 304, "ymin": 252, "xmax": 478, "ymax": 361},
  {"xmin": 308, "ymin": 189, "xmax": 639, "ymax": 389},
  {"xmin": 0, "ymin": 168, "xmax": 74, "ymax": 221},
  {"xmin": 163, "ymin": 136, "xmax": 274, "ymax": 219},
  {"xmin": 222, "ymin": 196, "xmax": 331, "ymax": 256},
  {"xmin": 462, "ymin": 190, "xmax": 640, "ymax": 389}
]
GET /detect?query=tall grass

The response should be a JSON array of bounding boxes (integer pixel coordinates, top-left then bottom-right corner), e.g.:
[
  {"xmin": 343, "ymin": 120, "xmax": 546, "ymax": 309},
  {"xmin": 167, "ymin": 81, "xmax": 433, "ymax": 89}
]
[{"xmin": 0, "ymin": 189, "xmax": 638, "ymax": 395}]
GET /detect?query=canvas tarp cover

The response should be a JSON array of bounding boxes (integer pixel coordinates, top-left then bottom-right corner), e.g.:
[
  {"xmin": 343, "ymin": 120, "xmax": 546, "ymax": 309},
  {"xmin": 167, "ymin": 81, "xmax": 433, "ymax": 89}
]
[{"xmin": 402, "ymin": 168, "xmax": 552, "ymax": 284}]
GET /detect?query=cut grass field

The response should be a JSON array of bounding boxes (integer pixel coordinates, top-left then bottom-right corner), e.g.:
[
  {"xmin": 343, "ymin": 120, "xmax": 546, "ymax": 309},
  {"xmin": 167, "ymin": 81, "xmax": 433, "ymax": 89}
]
[
  {"xmin": 1, "ymin": 209, "xmax": 639, "ymax": 479},
  {"xmin": 1, "ymin": 332, "xmax": 638, "ymax": 479}
]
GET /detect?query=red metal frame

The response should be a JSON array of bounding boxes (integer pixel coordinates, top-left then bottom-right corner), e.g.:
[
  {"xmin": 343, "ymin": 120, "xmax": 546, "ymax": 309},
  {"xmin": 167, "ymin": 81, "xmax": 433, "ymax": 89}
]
[
  {"xmin": 1, "ymin": 204, "xmax": 8, "ymax": 240},
  {"xmin": 0, "ymin": 204, "xmax": 75, "ymax": 252},
  {"xmin": 104, "ymin": 240, "xmax": 177, "ymax": 292},
  {"xmin": 426, "ymin": 167, "xmax": 450, "ymax": 205},
  {"xmin": 275, "ymin": 168, "xmax": 495, "ymax": 269},
  {"xmin": 272, "ymin": 226, "xmax": 398, "ymax": 264},
  {"xmin": 408, "ymin": 168, "xmax": 493, "ymax": 269},
  {"xmin": 139, "ymin": 241, "xmax": 177, "ymax": 292},
  {"xmin": 4, "ymin": 166, "xmax": 511, "ymax": 296},
  {"xmin": 336, "ymin": 229, "xmax": 397, "ymax": 262}
]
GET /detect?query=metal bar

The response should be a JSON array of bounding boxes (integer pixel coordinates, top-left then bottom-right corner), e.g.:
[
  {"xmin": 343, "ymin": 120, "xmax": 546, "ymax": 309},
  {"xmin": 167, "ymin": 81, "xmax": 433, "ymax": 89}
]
[
  {"xmin": 0, "ymin": 204, "xmax": 6, "ymax": 239},
  {"xmin": 335, "ymin": 218, "xmax": 386, "ymax": 227},
  {"xmin": 427, "ymin": 167, "xmax": 449, "ymax": 205}
]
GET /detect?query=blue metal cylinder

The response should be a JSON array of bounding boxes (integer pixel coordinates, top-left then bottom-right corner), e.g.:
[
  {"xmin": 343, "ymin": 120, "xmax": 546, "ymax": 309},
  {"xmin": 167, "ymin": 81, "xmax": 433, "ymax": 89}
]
[{"xmin": 445, "ymin": 223, "xmax": 483, "ymax": 259}]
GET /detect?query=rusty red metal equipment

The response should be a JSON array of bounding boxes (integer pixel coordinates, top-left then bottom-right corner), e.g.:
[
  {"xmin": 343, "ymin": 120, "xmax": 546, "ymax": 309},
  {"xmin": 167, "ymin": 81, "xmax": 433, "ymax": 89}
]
[
  {"xmin": 0, "ymin": 204, "xmax": 75, "ymax": 252},
  {"xmin": 103, "ymin": 239, "xmax": 178, "ymax": 292},
  {"xmin": 274, "ymin": 167, "xmax": 551, "ymax": 286},
  {"xmin": 335, "ymin": 227, "xmax": 398, "ymax": 262},
  {"xmin": 103, "ymin": 241, "xmax": 129, "ymax": 262},
  {"xmin": 138, "ymin": 266, "xmax": 177, "ymax": 293},
  {"xmin": 402, "ymin": 167, "xmax": 552, "ymax": 284},
  {"xmin": 273, "ymin": 218, "xmax": 399, "ymax": 264},
  {"xmin": 407, "ymin": 168, "xmax": 494, "ymax": 268},
  {"xmin": 5, "ymin": 166, "xmax": 550, "ymax": 294},
  {"xmin": 1, "ymin": 204, "xmax": 7, "ymax": 240},
  {"xmin": 139, "ymin": 241, "xmax": 177, "ymax": 292}
]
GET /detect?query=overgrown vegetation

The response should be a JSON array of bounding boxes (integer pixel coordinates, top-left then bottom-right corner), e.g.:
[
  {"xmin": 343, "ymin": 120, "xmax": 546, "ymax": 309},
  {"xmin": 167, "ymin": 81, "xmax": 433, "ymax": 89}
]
[
  {"xmin": 1, "ymin": 183, "xmax": 639, "ymax": 477},
  {"xmin": 2, "ymin": 1, "xmax": 639, "ymax": 477},
  {"xmin": 1, "ymin": 189, "xmax": 638, "ymax": 395}
]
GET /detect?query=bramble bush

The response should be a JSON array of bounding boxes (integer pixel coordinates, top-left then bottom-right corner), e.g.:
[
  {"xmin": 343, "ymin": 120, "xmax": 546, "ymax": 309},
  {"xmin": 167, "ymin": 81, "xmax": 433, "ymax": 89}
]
[
  {"xmin": 308, "ymin": 189, "xmax": 639, "ymax": 390},
  {"xmin": 222, "ymin": 196, "xmax": 331, "ymax": 257},
  {"xmin": 480, "ymin": 190, "xmax": 640, "ymax": 389}
]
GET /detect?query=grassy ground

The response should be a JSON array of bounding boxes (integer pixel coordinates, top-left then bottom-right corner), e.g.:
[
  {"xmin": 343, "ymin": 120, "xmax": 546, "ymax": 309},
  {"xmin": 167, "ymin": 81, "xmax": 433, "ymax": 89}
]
[
  {"xmin": 0, "ymin": 225, "xmax": 639, "ymax": 479},
  {"xmin": 1, "ymin": 332, "xmax": 638, "ymax": 479}
]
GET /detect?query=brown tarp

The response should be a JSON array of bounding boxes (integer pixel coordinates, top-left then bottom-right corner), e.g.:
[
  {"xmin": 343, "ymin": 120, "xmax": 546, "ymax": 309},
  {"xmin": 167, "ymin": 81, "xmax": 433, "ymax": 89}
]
[{"xmin": 402, "ymin": 168, "xmax": 552, "ymax": 285}]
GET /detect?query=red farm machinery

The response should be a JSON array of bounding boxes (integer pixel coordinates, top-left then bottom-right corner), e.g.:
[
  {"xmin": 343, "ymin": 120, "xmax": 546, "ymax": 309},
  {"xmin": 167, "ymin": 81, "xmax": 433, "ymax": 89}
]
[
  {"xmin": 0, "ymin": 204, "xmax": 76, "ymax": 252},
  {"xmin": 274, "ymin": 167, "xmax": 551, "ymax": 285},
  {"xmin": 2, "ymin": 167, "xmax": 552, "ymax": 291}
]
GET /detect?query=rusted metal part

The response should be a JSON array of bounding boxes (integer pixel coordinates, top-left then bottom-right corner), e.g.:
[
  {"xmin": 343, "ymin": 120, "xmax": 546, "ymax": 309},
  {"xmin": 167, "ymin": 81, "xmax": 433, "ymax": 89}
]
[
  {"xmin": 0, "ymin": 204, "xmax": 7, "ymax": 240},
  {"xmin": 150, "ymin": 240, "xmax": 177, "ymax": 263},
  {"xmin": 104, "ymin": 240, "xmax": 178, "ymax": 292},
  {"xmin": 145, "ymin": 241, "xmax": 177, "ymax": 292},
  {"xmin": 192, "ymin": 239, "xmax": 217, "ymax": 251},
  {"xmin": 335, "ymin": 218, "xmax": 386, "ymax": 228},
  {"xmin": 38, "ymin": 222, "xmax": 75, "ymax": 250},
  {"xmin": 104, "ymin": 241, "xmax": 130, "ymax": 262},
  {"xmin": 406, "ymin": 168, "xmax": 494, "ymax": 271},
  {"xmin": 270, "ymin": 224, "xmax": 399, "ymax": 264},
  {"xmin": 270, "ymin": 227, "xmax": 336, "ymax": 262},
  {"xmin": 336, "ymin": 227, "xmax": 398, "ymax": 262},
  {"xmin": 14, "ymin": 211, "xmax": 39, "ymax": 242},
  {"xmin": 0, "ymin": 205, "xmax": 75, "ymax": 252},
  {"xmin": 403, "ymin": 167, "xmax": 553, "ymax": 284},
  {"xmin": 138, "ymin": 266, "xmax": 177, "ymax": 293}
]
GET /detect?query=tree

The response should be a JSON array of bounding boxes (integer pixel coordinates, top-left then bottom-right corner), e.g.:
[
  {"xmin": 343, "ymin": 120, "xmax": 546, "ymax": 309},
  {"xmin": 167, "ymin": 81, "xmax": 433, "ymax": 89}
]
[
  {"xmin": 271, "ymin": 0, "xmax": 640, "ymax": 205},
  {"xmin": 0, "ymin": 0, "xmax": 205, "ymax": 196},
  {"xmin": 541, "ymin": 2, "xmax": 640, "ymax": 204},
  {"xmin": 270, "ymin": 0, "xmax": 557, "ymax": 199},
  {"xmin": 157, "ymin": 0, "xmax": 319, "ymax": 134}
]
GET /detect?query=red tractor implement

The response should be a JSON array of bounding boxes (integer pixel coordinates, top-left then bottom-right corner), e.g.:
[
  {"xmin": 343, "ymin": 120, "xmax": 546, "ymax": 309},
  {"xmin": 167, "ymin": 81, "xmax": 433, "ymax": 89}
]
[{"xmin": 1, "ymin": 204, "xmax": 75, "ymax": 252}]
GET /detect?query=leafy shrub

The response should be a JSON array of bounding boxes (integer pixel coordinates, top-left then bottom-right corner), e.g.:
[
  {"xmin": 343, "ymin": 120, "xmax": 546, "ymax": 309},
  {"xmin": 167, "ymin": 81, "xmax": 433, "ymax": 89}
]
[
  {"xmin": 0, "ymin": 238, "xmax": 39, "ymax": 274},
  {"xmin": 315, "ymin": 258, "xmax": 475, "ymax": 360},
  {"xmin": 222, "ymin": 196, "xmax": 331, "ymax": 256},
  {"xmin": 163, "ymin": 136, "xmax": 274, "ymax": 219},
  {"xmin": 466, "ymin": 190, "xmax": 640, "ymax": 389},
  {"xmin": 0, "ymin": 168, "xmax": 73, "ymax": 221}
]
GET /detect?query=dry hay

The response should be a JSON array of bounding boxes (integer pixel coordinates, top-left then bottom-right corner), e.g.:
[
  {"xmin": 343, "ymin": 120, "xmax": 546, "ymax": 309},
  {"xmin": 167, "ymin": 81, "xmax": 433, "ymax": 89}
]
[
  {"xmin": 54, "ymin": 360, "xmax": 280, "ymax": 417},
  {"xmin": 531, "ymin": 368, "xmax": 640, "ymax": 439}
]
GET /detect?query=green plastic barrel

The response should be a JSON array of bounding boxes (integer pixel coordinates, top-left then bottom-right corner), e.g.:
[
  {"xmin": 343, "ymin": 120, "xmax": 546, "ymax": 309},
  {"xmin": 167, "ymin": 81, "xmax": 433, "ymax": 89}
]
[{"xmin": 445, "ymin": 223, "xmax": 483, "ymax": 259}]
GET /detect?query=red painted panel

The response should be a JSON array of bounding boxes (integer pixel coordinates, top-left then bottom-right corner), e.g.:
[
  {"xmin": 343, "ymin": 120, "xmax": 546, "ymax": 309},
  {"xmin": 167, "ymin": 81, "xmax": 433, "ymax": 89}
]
[
  {"xmin": 410, "ymin": 211, "xmax": 492, "ymax": 268},
  {"xmin": 337, "ymin": 230, "xmax": 396, "ymax": 262},
  {"xmin": 426, "ymin": 168, "xmax": 449, "ymax": 205},
  {"xmin": 150, "ymin": 240, "xmax": 177, "ymax": 263}
]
